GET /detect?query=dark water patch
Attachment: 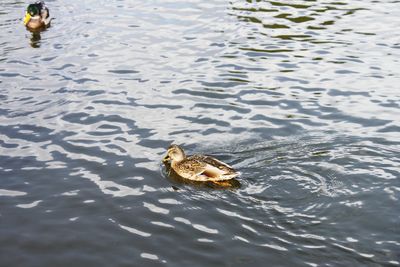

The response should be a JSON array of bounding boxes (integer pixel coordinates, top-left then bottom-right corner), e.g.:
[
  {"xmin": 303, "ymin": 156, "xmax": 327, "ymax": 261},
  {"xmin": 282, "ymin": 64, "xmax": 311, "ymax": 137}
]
[
  {"xmin": 92, "ymin": 98, "xmax": 138, "ymax": 107},
  {"xmin": 0, "ymin": 72, "xmax": 20, "ymax": 77},
  {"xmin": 0, "ymin": 124, "xmax": 54, "ymax": 143},
  {"xmin": 49, "ymin": 74, "xmax": 99, "ymax": 84},
  {"xmin": 290, "ymin": 86, "xmax": 325, "ymax": 93},
  {"xmin": 275, "ymin": 76, "xmax": 309, "ymax": 84},
  {"xmin": 137, "ymin": 139, "xmax": 172, "ymax": 149},
  {"xmin": 239, "ymin": 98, "xmax": 279, "ymax": 106},
  {"xmin": 202, "ymin": 128, "xmax": 226, "ymax": 135},
  {"xmin": 231, "ymin": 6, "xmax": 279, "ymax": 13},
  {"xmin": 6, "ymin": 60, "xmax": 31, "ymax": 65},
  {"xmin": 61, "ymin": 113, "xmax": 142, "ymax": 137},
  {"xmin": 108, "ymin": 69, "xmax": 139, "ymax": 74},
  {"xmin": 377, "ymin": 125, "xmax": 400, "ymax": 133},
  {"xmin": 240, "ymin": 47, "xmax": 294, "ymax": 54},
  {"xmin": 328, "ymin": 88, "xmax": 370, "ymax": 97},
  {"xmin": 168, "ymin": 128, "xmax": 199, "ymax": 136},
  {"xmin": 219, "ymin": 72, "xmax": 248, "ymax": 79},
  {"xmin": 216, "ymin": 63, "xmax": 267, "ymax": 72},
  {"xmin": 75, "ymin": 78, "xmax": 99, "ymax": 84},
  {"xmin": 172, "ymin": 88, "xmax": 236, "ymax": 99},
  {"xmin": 335, "ymin": 69, "xmax": 359, "ymax": 74},
  {"xmin": 41, "ymin": 56, "xmax": 57, "ymax": 62},
  {"xmin": 87, "ymin": 124, "xmax": 123, "ymax": 136},
  {"xmin": 195, "ymin": 58, "xmax": 208, "ymax": 63},
  {"xmin": 177, "ymin": 115, "xmax": 231, "ymax": 128},
  {"xmin": 52, "ymin": 63, "xmax": 75, "ymax": 70},
  {"xmin": 276, "ymin": 14, "xmax": 315, "ymax": 24},
  {"xmin": 0, "ymin": 140, "xmax": 19, "ymax": 148},
  {"xmin": 201, "ymin": 81, "xmax": 243, "ymax": 88},
  {"xmin": 263, "ymin": 23, "xmax": 290, "ymax": 29},
  {"xmin": 21, "ymin": 87, "xmax": 46, "ymax": 91},
  {"xmin": 320, "ymin": 113, "xmax": 391, "ymax": 127},
  {"xmin": 142, "ymin": 103, "xmax": 183, "ymax": 110},
  {"xmin": 193, "ymin": 103, "xmax": 251, "ymax": 114}
]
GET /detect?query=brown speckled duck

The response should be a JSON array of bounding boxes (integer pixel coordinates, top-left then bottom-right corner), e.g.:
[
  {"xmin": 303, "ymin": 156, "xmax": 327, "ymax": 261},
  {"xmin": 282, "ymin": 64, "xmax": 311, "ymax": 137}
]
[{"xmin": 163, "ymin": 144, "xmax": 239, "ymax": 182}]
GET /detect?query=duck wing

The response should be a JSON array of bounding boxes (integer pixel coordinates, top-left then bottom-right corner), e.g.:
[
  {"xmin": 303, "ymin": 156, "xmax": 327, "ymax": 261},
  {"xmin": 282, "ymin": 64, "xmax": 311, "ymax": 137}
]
[
  {"xmin": 41, "ymin": 6, "xmax": 50, "ymax": 24},
  {"xmin": 188, "ymin": 155, "xmax": 239, "ymax": 181},
  {"xmin": 190, "ymin": 155, "xmax": 236, "ymax": 172},
  {"xmin": 174, "ymin": 158, "xmax": 208, "ymax": 180}
]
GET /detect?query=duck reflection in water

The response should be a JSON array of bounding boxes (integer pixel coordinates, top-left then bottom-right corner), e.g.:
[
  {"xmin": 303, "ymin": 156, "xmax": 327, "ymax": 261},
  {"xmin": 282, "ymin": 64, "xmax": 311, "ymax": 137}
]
[
  {"xmin": 162, "ymin": 144, "xmax": 241, "ymax": 189},
  {"xmin": 29, "ymin": 31, "xmax": 42, "ymax": 48}
]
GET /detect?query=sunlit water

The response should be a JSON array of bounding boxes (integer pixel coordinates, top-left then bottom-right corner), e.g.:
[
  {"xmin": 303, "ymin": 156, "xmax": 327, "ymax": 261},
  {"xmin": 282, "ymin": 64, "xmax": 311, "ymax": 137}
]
[{"xmin": 1, "ymin": 0, "xmax": 399, "ymax": 266}]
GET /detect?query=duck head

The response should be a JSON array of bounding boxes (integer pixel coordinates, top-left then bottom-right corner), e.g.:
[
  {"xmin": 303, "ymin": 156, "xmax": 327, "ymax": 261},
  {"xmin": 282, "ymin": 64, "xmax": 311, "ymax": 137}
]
[
  {"xmin": 163, "ymin": 145, "xmax": 186, "ymax": 163},
  {"xmin": 24, "ymin": 4, "xmax": 41, "ymax": 25}
]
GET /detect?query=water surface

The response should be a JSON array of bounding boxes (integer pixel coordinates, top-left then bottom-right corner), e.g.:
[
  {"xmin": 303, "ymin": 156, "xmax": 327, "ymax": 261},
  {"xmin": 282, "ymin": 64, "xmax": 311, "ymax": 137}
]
[{"xmin": 1, "ymin": 0, "xmax": 399, "ymax": 266}]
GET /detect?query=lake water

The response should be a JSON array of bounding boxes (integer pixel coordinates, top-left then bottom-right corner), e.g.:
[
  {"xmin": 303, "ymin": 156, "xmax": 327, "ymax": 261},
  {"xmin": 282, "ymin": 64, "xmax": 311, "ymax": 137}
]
[{"xmin": 1, "ymin": 0, "xmax": 399, "ymax": 266}]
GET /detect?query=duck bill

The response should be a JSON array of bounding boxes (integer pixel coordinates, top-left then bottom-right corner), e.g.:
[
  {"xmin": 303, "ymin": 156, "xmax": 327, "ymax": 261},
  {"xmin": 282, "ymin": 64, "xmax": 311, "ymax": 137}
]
[
  {"xmin": 23, "ymin": 12, "xmax": 31, "ymax": 25},
  {"xmin": 162, "ymin": 155, "xmax": 170, "ymax": 163}
]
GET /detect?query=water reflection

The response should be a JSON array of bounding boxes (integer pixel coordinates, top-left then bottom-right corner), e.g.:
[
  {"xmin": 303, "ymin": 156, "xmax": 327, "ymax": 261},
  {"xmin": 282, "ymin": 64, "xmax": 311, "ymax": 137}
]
[
  {"xmin": 229, "ymin": 0, "xmax": 369, "ymax": 51},
  {"xmin": 29, "ymin": 31, "xmax": 41, "ymax": 48}
]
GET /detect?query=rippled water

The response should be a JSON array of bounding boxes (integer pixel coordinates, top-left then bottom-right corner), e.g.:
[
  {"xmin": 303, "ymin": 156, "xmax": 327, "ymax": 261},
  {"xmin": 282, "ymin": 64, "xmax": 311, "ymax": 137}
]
[{"xmin": 1, "ymin": 0, "xmax": 400, "ymax": 266}]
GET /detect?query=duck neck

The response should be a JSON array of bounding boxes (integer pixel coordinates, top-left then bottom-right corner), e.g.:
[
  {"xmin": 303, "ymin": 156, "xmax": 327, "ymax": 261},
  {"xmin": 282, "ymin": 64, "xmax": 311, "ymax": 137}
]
[{"xmin": 171, "ymin": 156, "xmax": 183, "ymax": 167}]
